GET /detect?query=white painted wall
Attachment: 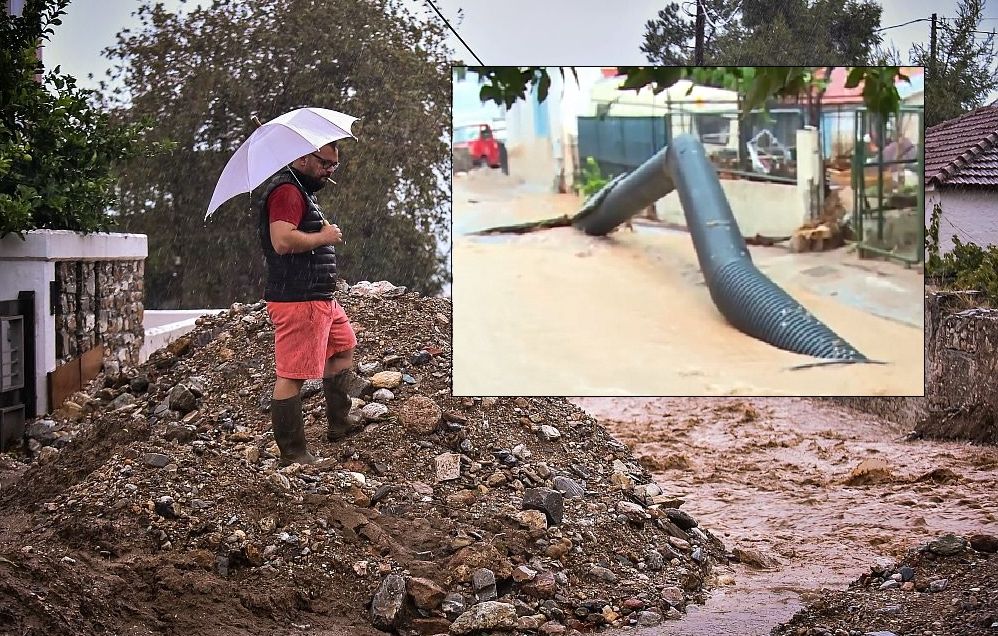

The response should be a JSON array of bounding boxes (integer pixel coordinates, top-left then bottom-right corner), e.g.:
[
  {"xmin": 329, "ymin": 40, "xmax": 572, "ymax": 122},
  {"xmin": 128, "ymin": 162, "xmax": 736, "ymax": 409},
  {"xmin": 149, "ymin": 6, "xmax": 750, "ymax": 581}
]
[
  {"xmin": 654, "ymin": 180, "xmax": 809, "ymax": 237},
  {"xmin": 926, "ymin": 188, "xmax": 998, "ymax": 253},
  {"xmin": 0, "ymin": 230, "xmax": 147, "ymax": 414}
]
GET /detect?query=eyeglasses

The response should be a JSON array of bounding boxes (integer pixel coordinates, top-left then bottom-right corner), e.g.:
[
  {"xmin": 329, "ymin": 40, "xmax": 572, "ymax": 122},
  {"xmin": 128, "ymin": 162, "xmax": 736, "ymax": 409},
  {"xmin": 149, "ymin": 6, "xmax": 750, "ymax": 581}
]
[{"xmin": 310, "ymin": 152, "xmax": 340, "ymax": 171}]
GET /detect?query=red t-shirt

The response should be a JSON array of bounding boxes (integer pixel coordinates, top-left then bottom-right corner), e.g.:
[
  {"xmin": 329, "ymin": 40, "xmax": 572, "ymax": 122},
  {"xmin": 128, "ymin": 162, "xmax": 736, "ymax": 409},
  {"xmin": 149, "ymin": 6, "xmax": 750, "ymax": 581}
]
[{"xmin": 268, "ymin": 183, "xmax": 306, "ymax": 227}]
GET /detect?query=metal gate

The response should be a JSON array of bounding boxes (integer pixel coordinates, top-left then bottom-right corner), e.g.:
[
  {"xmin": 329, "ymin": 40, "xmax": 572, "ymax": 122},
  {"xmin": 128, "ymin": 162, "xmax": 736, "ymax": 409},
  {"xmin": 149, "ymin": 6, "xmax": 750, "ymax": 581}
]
[
  {"xmin": 852, "ymin": 106, "xmax": 925, "ymax": 266},
  {"xmin": 0, "ymin": 292, "xmax": 35, "ymax": 451}
]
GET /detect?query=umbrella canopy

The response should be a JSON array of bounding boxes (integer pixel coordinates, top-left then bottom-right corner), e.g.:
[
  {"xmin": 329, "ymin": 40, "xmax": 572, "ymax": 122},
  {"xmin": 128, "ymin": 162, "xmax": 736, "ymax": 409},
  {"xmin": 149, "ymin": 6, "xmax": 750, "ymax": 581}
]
[{"xmin": 205, "ymin": 107, "xmax": 359, "ymax": 219}]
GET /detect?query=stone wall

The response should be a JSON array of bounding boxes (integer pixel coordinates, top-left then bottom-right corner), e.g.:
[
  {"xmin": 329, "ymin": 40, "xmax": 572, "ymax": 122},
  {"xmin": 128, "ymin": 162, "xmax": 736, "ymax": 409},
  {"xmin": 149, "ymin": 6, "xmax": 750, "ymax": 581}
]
[
  {"xmin": 832, "ymin": 290, "xmax": 997, "ymax": 445},
  {"xmin": 53, "ymin": 260, "xmax": 144, "ymax": 368}
]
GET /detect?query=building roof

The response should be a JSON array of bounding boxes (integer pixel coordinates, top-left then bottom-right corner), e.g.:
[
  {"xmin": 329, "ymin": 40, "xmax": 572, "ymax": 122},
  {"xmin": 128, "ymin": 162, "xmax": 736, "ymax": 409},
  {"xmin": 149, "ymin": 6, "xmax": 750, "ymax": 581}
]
[{"xmin": 927, "ymin": 105, "xmax": 998, "ymax": 187}]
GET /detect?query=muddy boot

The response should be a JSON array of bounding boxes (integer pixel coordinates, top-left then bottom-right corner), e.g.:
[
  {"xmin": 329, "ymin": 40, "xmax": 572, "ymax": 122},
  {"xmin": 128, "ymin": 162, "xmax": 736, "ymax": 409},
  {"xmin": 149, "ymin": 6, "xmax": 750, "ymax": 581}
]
[
  {"xmin": 323, "ymin": 372, "xmax": 362, "ymax": 442},
  {"xmin": 270, "ymin": 394, "xmax": 316, "ymax": 465}
]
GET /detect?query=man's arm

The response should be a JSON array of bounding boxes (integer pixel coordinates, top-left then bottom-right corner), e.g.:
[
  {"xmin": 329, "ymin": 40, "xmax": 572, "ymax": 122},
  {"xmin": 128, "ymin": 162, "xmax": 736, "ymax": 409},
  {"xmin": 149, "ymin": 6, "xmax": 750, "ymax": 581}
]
[{"xmin": 270, "ymin": 221, "xmax": 341, "ymax": 255}]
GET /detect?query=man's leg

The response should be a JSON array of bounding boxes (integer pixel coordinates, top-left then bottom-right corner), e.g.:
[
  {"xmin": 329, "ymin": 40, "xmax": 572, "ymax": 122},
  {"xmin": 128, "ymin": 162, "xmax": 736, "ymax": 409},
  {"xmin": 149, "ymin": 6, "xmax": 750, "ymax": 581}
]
[
  {"xmin": 270, "ymin": 375, "xmax": 315, "ymax": 465},
  {"xmin": 323, "ymin": 347, "xmax": 360, "ymax": 441}
]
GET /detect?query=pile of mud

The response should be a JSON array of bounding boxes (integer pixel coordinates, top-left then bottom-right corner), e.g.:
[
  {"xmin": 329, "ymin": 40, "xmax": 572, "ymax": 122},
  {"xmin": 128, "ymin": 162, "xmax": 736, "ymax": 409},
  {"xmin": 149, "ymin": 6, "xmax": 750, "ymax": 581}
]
[
  {"xmin": 0, "ymin": 283, "xmax": 722, "ymax": 636},
  {"xmin": 774, "ymin": 533, "xmax": 998, "ymax": 636}
]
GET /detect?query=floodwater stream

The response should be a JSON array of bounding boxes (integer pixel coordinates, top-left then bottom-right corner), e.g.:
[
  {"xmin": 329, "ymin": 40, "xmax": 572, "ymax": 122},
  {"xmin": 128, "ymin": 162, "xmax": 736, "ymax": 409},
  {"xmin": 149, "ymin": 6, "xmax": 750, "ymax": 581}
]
[
  {"xmin": 575, "ymin": 397, "xmax": 998, "ymax": 635},
  {"xmin": 451, "ymin": 169, "xmax": 924, "ymax": 397}
]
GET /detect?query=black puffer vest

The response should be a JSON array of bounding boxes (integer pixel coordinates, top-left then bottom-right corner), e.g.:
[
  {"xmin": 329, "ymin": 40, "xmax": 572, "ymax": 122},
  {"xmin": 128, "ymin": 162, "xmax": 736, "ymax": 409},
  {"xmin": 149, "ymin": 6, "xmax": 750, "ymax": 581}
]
[{"xmin": 257, "ymin": 169, "xmax": 337, "ymax": 301}]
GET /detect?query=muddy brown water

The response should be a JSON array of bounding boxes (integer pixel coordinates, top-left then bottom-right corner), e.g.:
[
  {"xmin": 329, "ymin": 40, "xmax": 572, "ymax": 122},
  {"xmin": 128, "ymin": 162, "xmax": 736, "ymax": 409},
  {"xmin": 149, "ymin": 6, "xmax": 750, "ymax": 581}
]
[
  {"xmin": 573, "ymin": 397, "xmax": 998, "ymax": 636},
  {"xmin": 452, "ymin": 170, "xmax": 924, "ymax": 397}
]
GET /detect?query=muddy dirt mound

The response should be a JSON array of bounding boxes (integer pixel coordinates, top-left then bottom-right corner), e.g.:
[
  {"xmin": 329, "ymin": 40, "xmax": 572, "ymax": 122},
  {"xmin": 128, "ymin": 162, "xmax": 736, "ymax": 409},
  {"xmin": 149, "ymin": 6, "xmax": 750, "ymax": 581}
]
[
  {"xmin": 0, "ymin": 283, "xmax": 722, "ymax": 635},
  {"xmin": 774, "ymin": 533, "xmax": 998, "ymax": 636},
  {"xmin": 915, "ymin": 404, "xmax": 998, "ymax": 446}
]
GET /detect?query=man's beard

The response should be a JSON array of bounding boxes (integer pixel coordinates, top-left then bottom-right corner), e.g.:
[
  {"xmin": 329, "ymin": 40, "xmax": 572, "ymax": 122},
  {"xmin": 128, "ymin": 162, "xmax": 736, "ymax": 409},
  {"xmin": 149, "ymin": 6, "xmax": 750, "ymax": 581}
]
[{"xmin": 290, "ymin": 167, "xmax": 326, "ymax": 193}]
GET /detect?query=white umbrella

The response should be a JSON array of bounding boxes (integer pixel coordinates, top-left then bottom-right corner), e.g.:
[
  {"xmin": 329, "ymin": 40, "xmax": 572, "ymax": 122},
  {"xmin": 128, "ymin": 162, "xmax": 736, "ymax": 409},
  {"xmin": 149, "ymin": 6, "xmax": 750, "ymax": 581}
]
[{"xmin": 204, "ymin": 107, "xmax": 359, "ymax": 219}]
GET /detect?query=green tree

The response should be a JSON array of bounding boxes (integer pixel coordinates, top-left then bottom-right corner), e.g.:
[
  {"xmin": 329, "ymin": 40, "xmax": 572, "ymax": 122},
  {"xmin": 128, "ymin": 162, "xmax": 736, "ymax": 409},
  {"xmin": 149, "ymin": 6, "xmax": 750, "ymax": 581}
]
[
  {"xmin": 104, "ymin": 0, "xmax": 450, "ymax": 308},
  {"xmin": 640, "ymin": 0, "xmax": 738, "ymax": 64},
  {"xmin": 641, "ymin": 0, "xmax": 883, "ymax": 66},
  {"xmin": 910, "ymin": 0, "xmax": 998, "ymax": 127},
  {"xmin": 0, "ymin": 0, "xmax": 148, "ymax": 237}
]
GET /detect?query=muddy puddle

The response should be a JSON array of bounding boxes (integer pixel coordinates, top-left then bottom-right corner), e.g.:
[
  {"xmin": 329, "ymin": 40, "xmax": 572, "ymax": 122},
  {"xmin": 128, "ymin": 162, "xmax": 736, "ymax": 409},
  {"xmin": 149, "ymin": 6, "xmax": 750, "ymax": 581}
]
[
  {"xmin": 572, "ymin": 397, "xmax": 998, "ymax": 635},
  {"xmin": 452, "ymin": 169, "xmax": 924, "ymax": 397}
]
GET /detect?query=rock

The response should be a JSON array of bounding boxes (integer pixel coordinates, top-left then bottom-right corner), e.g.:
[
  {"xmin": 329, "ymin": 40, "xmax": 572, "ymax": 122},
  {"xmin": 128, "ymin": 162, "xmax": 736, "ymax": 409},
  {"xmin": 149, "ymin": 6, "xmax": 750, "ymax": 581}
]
[
  {"xmin": 514, "ymin": 510, "xmax": 548, "ymax": 532},
  {"xmin": 512, "ymin": 565, "xmax": 537, "ymax": 582},
  {"xmin": 552, "ymin": 476, "xmax": 585, "ymax": 498},
  {"xmin": 372, "ymin": 388, "xmax": 394, "ymax": 403},
  {"xmin": 340, "ymin": 371, "xmax": 372, "ymax": 397},
  {"xmin": 616, "ymin": 500, "xmax": 647, "ymax": 524},
  {"xmin": 441, "ymin": 592, "xmax": 467, "ymax": 619},
  {"xmin": 664, "ymin": 508, "xmax": 698, "ymax": 530},
  {"xmin": 927, "ymin": 534, "xmax": 966, "ymax": 556},
  {"xmin": 635, "ymin": 611, "xmax": 663, "ymax": 626},
  {"xmin": 360, "ymin": 403, "xmax": 389, "ymax": 421},
  {"xmin": 110, "ymin": 392, "xmax": 137, "ymax": 410},
  {"xmin": 659, "ymin": 587, "xmax": 683, "ymax": 608},
  {"xmin": 929, "ymin": 578, "xmax": 948, "ymax": 592},
  {"xmin": 732, "ymin": 546, "xmax": 781, "ymax": 570},
  {"xmin": 163, "ymin": 424, "xmax": 196, "ymax": 444},
  {"xmin": 168, "ymin": 384, "xmax": 198, "ymax": 414},
  {"xmin": 482, "ymin": 397, "xmax": 498, "ymax": 410},
  {"xmin": 539, "ymin": 621, "xmax": 567, "ymax": 635},
  {"xmin": 969, "ymin": 533, "xmax": 998, "ymax": 553},
  {"xmin": 154, "ymin": 495, "xmax": 179, "ymax": 518},
  {"xmin": 371, "ymin": 371, "xmax": 403, "ymax": 389},
  {"xmin": 537, "ymin": 425, "xmax": 561, "ymax": 441},
  {"xmin": 646, "ymin": 550, "xmax": 665, "ymax": 572},
  {"xmin": 401, "ymin": 396, "xmax": 441, "ymax": 434},
  {"xmin": 517, "ymin": 615, "xmax": 544, "ymax": 631},
  {"xmin": 410, "ymin": 350, "xmax": 432, "ymax": 366},
  {"xmin": 472, "ymin": 568, "xmax": 497, "ymax": 601},
  {"xmin": 26, "ymin": 419, "xmax": 58, "ymax": 444},
  {"xmin": 358, "ymin": 361, "xmax": 383, "ymax": 376},
  {"xmin": 879, "ymin": 580, "xmax": 899, "ymax": 590},
  {"xmin": 447, "ymin": 544, "xmax": 513, "ymax": 581},
  {"xmin": 449, "ymin": 601, "xmax": 517, "ymax": 635},
  {"xmin": 370, "ymin": 573, "xmax": 407, "ymax": 630},
  {"xmin": 407, "ymin": 577, "xmax": 446, "ymax": 610},
  {"xmin": 36, "ymin": 446, "xmax": 59, "ymax": 464},
  {"xmin": 522, "ymin": 488, "xmax": 564, "ymax": 525},
  {"xmin": 129, "ymin": 374, "xmax": 150, "ymax": 394},
  {"xmin": 434, "ymin": 453, "xmax": 461, "ymax": 482},
  {"xmin": 521, "ymin": 570, "xmax": 556, "ymax": 599},
  {"xmin": 300, "ymin": 379, "xmax": 323, "ymax": 400},
  {"xmin": 899, "ymin": 566, "xmax": 915, "ymax": 582},
  {"xmin": 588, "ymin": 565, "xmax": 617, "ymax": 583},
  {"xmin": 144, "ymin": 453, "xmax": 171, "ymax": 468},
  {"xmin": 447, "ymin": 490, "xmax": 477, "ymax": 507},
  {"xmin": 610, "ymin": 471, "xmax": 633, "ymax": 491},
  {"xmin": 545, "ymin": 538, "xmax": 573, "ymax": 560}
]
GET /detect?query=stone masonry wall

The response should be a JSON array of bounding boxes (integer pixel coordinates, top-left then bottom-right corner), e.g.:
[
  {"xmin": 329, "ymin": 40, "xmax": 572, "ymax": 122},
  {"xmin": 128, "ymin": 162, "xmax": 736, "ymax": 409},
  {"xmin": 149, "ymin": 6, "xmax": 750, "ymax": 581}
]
[
  {"xmin": 54, "ymin": 260, "xmax": 144, "ymax": 369},
  {"xmin": 831, "ymin": 291, "xmax": 997, "ymax": 444}
]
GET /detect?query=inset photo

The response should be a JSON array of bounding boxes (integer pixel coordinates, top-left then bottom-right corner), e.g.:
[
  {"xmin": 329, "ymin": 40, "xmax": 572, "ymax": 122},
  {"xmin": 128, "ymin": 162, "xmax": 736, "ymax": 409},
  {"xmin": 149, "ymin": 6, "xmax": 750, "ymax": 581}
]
[{"xmin": 452, "ymin": 66, "xmax": 925, "ymax": 397}]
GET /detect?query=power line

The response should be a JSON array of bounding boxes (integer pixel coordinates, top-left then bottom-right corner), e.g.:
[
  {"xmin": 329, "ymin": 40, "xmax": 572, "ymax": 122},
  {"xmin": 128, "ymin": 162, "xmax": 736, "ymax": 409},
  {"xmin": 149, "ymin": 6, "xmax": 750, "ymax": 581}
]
[
  {"xmin": 875, "ymin": 18, "xmax": 931, "ymax": 32},
  {"xmin": 424, "ymin": 0, "xmax": 484, "ymax": 66}
]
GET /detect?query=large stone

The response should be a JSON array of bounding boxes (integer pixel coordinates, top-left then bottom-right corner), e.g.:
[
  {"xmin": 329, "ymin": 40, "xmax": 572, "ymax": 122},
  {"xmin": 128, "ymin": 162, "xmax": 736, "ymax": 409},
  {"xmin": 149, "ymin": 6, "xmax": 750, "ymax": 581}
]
[
  {"xmin": 514, "ymin": 510, "xmax": 548, "ymax": 532},
  {"xmin": 447, "ymin": 544, "xmax": 513, "ymax": 581},
  {"xmin": 434, "ymin": 453, "xmax": 461, "ymax": 482},
  {"xmin": 522, "ymin": 488, "xmax": 564, "ymax": 525},
  {"xmin": 449, "ymin": 601, "xmax": 517, "ymax": 635},
  {"xmin": 401, "ymin": 396, "xmax": 442, "ymax": 434},
  {"xmin": 521, "ymin": 570, "xmax": 556, "ymax": 599},
  {"xmin": 371, "ymin": 371, "xmax": 403, "ymax": 389},
  {"xmin": 927, "ymin": 534, "xmax": 966, "ymax": 556},
  {"xmin": 407, "ymin": 577, "xmax": 446, "ymax": 610},
  {"xmin": 370, "ymin": 573, "xmax": 407, "ymax": 630},
  {"xmin": 168, "ymin": 384, "xmax": 198, "ymax": 414},
  {"xmin": 472, "ymin": 568, "xmax": 497, "ymax": 601},
  {"xmin": 361, "ymin": 403, "xmax": 389, "ymax": 421},
  {"xmin": 552, "ymin": 476, "xmax": 585, "ymax": 498}
]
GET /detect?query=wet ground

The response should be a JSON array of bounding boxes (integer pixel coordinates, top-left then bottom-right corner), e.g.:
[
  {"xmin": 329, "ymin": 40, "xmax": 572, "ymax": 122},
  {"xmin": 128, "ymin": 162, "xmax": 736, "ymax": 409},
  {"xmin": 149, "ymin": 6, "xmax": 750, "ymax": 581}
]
[
  {"xmin": 452, "ymin": 169, "xmax": 925, "ymax": 397},
  {"xmin": 573, "ymin": 397, "xmax": 998, "ymax": 636}
]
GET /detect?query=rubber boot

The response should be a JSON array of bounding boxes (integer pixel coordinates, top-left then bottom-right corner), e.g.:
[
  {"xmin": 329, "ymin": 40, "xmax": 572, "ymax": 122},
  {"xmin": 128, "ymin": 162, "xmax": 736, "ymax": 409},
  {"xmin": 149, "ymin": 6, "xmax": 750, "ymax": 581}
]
[
  {"xmin": 323, "ymin": 372, "xmax": 362, "ymax": 442},
  {"xmin": 270, "ymin": 394, "xmax": 316, "ymax": 465}
]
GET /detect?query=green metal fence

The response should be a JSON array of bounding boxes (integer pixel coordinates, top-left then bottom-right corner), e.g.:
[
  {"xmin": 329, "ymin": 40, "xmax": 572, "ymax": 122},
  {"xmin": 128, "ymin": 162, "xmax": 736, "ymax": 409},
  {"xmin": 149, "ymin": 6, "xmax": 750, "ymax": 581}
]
[{"xmin": 851, "ymin": 106, "xmax": 925, "ymax": 266}]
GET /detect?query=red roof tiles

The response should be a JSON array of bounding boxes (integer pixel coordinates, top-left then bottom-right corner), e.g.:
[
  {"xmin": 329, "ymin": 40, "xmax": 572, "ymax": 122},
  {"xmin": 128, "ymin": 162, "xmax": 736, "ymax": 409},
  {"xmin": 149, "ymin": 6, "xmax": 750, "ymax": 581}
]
[{"xmin": 926, "ymin": 105, "xmax": 998, "ymax": 187}]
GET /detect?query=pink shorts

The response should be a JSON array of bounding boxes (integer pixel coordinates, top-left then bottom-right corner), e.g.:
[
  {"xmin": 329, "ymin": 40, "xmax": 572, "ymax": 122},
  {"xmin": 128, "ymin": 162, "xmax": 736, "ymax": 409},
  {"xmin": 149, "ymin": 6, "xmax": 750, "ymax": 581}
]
[{"xmin": 266, "ymin": 300, "xmax": 357, "ymax": 379}]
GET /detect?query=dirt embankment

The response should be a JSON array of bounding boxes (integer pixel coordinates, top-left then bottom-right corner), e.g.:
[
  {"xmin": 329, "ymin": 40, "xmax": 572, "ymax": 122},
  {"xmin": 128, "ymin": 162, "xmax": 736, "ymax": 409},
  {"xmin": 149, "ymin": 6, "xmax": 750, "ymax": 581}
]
[{"xmin": 0, "ymin": 283, "xmax": 722, "ymax": 636}]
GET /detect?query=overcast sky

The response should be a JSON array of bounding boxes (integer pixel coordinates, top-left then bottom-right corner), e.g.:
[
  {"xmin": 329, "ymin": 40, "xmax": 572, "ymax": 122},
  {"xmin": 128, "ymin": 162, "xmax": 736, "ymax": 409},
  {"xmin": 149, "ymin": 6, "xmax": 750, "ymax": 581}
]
[{"xmin": 42, "ymin": 0, "xmax": 989, "ymax": 92}]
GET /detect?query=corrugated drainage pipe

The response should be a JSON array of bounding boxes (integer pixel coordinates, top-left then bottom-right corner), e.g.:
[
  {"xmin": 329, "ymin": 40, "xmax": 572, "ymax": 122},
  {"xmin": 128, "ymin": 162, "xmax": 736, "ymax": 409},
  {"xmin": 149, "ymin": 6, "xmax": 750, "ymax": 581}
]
[{"xmin": 574, "ymin": 134, "xmax": 867, "ymax": 362}]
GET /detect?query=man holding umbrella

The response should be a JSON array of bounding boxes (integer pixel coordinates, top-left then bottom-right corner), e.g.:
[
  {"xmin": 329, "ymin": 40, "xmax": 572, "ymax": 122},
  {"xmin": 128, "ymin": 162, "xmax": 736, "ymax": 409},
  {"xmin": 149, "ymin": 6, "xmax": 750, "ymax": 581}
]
[
  {"xmin": 205, "ymin": 107, "xmax": 363, "ymax": 465},
  {"xmin": 258, "ymin": 141, "xmax": 360, "ymax": 465}
]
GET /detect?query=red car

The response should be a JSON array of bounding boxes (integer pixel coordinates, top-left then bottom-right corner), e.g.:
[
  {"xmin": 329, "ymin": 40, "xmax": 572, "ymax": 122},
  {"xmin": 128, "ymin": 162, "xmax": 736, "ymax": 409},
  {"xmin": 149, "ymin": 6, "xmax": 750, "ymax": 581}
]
[{"xmin": 453, "ymin": 124, "xmax": 501, "ymax": 168}]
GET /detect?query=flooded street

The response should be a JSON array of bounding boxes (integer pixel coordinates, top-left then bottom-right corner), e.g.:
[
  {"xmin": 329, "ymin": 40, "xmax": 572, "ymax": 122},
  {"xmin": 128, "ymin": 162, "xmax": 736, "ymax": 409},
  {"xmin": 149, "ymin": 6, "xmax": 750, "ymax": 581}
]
[
  {"xmin": 452, "ymin": 169, "xmax": 924, "ymax": 397},
  {"xmin": 573, "ymin": 397, "xmax": 998, "ymax": 635}
]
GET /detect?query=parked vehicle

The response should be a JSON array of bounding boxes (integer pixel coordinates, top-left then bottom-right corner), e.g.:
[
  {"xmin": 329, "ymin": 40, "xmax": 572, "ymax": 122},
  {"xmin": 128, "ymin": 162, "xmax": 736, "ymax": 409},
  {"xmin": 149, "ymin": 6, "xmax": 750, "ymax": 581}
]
[{"xmin": 453, "ymin": 124, "xmax": 501, "ymax": 169}]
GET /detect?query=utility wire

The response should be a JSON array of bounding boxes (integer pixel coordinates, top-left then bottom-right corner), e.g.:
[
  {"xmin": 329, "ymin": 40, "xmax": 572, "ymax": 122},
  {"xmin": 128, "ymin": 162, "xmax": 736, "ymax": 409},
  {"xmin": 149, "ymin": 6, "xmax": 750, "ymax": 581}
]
[
  {"xmin": 424, "ymin": 0, "xmax": 484, "ymax": 66},
  {"xmin": 875, "ymin": 18, "xmax": 931, "ymax": 32}
]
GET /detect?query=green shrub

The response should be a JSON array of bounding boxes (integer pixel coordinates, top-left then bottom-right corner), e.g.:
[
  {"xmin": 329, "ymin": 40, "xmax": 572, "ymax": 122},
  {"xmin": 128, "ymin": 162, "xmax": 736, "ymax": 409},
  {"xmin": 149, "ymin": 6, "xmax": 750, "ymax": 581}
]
[
  {"xmin": 578, "ymin": 156, "xmax": 609, "ymax": 198},
  {"xmin": 0, "ymin": 0, "xmax": 150, "ymax": 238}
]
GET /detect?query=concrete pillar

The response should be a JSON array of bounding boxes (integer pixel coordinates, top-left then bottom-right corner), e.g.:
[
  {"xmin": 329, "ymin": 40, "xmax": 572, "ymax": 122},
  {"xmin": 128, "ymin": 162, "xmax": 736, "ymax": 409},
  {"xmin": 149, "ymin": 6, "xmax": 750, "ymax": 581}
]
[{"xmin": 796, "ymin": 127, "xmax": 821, "ymax": 221}]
